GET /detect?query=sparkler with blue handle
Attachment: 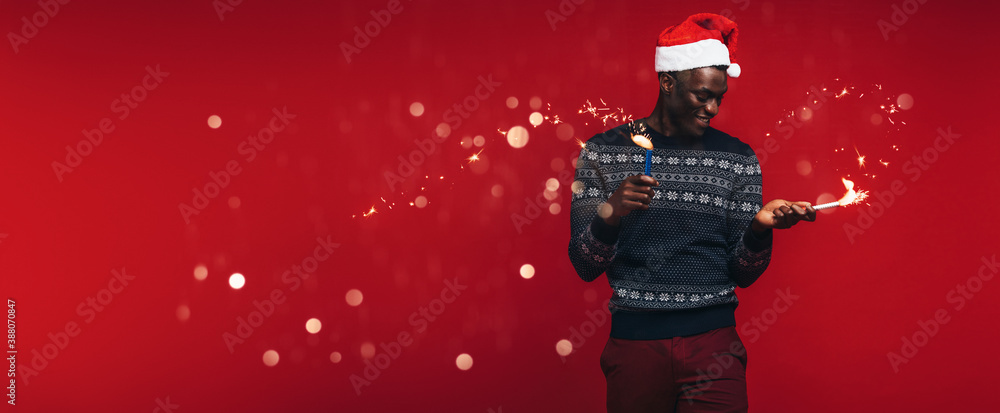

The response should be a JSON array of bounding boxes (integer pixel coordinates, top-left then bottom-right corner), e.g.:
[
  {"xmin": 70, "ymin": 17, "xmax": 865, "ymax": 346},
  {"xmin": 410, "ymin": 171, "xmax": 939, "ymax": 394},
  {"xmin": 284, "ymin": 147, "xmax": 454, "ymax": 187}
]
[{"xmin": 631, "ymin": 134, "xmax": 654, "ymax": 176}]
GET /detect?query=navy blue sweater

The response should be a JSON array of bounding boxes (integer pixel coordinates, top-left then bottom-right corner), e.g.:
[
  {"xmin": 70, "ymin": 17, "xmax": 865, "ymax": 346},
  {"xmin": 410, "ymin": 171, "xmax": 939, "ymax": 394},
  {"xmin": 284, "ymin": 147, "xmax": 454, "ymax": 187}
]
[{"xmin": 568, "ymin": 122, "xmax": 772, "ymax": 339}]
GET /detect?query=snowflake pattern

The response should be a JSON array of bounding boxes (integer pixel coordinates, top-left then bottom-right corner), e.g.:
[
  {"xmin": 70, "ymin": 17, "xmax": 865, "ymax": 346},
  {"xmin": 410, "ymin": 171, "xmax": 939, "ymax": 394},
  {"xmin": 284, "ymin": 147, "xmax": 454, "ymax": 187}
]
[
  {"xmin": 611, "ymin": 287, "xmax": 737, "ymax": 305},
  {"xmin": 575, "ymin": 149, "xmax": 761, "ymax": 214}
]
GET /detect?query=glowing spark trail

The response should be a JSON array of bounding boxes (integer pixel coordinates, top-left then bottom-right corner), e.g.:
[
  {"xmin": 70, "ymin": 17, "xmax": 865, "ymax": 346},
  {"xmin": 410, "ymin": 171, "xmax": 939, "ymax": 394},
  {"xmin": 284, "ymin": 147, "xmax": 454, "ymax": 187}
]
[{"xmin": 814, "ymin": 178, "xmax": 870, "ymax": 211}]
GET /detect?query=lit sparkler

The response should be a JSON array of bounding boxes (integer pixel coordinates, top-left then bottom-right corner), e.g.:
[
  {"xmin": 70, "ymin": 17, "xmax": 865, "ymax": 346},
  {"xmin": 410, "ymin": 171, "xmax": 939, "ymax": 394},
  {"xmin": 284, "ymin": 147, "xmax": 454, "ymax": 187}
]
[
  {"xmin": 631, "ymin": 134, "xmax": 653, "ymax": 176},
  {"xmin": 814, "ymin": 178, "xmax": 870, "ymax": 210}
]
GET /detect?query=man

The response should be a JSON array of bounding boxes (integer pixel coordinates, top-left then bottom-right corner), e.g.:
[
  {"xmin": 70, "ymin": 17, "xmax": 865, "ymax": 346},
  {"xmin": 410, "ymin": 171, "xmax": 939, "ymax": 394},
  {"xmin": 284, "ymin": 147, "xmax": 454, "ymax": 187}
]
[{"xmin": 568, "ymin": 13, "xmax": 816, "ymax": 412}]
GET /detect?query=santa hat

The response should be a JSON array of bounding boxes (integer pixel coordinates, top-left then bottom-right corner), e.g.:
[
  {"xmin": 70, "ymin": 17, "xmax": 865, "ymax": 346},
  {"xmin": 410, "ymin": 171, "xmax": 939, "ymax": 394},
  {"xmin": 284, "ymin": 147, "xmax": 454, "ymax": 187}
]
[{"xmin": 654, "ymin": 13, "xmax": 741, "ymax": 78}]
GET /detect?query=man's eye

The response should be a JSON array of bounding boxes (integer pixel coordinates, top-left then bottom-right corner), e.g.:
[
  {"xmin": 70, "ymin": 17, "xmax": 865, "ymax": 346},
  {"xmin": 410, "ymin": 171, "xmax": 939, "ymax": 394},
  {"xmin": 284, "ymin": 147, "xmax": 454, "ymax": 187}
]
[{"xmin": 696, "ymin": 95, "xmax": 708, "ymax": 102}]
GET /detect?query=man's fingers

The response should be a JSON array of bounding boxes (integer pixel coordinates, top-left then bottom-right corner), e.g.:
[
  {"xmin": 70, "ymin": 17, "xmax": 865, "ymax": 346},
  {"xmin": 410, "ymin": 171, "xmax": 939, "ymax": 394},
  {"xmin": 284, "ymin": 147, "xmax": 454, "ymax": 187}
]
[
  {"xmin": 627, "ymin": 174, "xmax": 659, "ymax": 187},
  {"xmin": 622, "ymin": 200, "xmax": 648, "ymax": 210},
  {"xmin": 629, "ymin": 185, "xmax": 655, "ymax": 197},
  {"xmin": 624, "ymin": 190, "xmax": 652, "ymax": 204}
]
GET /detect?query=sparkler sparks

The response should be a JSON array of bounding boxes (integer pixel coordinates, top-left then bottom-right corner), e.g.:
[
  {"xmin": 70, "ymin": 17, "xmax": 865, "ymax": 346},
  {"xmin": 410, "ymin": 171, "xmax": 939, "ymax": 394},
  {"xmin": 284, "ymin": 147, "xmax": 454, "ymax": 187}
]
[
  {"xmin": 467, "ymin": 149, "xmax": 484, "ymax": 163},
  {"xmin": 577, "ymin": 99, "xmax": 634, "ymax": 127},
  {"xmin": 814, "ymin": 178, "xmax": 870, "ymax": 210}
]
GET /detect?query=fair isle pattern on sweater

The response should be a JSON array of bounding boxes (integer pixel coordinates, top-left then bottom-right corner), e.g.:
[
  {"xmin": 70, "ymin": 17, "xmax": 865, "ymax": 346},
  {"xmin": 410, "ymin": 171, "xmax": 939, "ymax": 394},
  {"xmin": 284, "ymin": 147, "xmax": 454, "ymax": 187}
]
[{"xmin": 568, "ymin": 123, "xmax": 772, "ymax": 311}]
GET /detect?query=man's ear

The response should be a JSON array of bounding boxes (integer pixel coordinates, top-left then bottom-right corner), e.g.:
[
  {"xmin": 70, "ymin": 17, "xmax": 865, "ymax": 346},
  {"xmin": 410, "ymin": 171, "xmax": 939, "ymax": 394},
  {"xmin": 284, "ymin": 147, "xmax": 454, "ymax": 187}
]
[{"xmin": 659, "ymin": 72, "xmax": 675, "ymax": 96}]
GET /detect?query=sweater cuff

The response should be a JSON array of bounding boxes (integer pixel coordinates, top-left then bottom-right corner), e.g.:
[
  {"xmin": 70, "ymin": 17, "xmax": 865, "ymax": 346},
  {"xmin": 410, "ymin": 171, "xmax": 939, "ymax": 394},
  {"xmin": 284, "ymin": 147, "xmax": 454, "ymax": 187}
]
[
  {"xmin": 590, "ymin": 214, "xmax": 620, "ymax": 245},
  {"xmin": 743, "ymin": 224, "xmax": 772, "ymax": 252}
]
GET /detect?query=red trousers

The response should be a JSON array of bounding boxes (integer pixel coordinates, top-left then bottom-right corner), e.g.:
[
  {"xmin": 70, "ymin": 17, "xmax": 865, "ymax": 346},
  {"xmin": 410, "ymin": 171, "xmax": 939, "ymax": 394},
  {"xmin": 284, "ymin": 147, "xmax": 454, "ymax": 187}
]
[{"xmin": 600, "ymin": 326, "xmax": 748, "ymax": 413}]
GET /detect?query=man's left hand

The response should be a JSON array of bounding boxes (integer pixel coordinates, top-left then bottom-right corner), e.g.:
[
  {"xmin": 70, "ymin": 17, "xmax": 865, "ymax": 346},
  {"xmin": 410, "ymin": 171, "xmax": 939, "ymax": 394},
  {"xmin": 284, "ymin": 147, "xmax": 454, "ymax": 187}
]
[{"xmin": 751, "ymin": 199, "xmax": 816, "ymax": 234}]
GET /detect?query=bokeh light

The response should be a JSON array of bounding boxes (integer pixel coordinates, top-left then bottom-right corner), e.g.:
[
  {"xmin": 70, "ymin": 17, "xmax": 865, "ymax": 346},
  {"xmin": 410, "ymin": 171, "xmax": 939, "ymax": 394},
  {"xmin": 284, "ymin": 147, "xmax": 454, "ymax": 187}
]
[
  {"xmin": 228, "ymin": 196, "xmax": 241, "ymax": 209},
  {"xmin": 799, "ymin": 107, "xmax": 813, "ymax": 121},
  {"xmin": 897, "ymin": 93, "xmax": 914, "ymax": 110},
  {"xmin": 229, "ymin": 273, "xmax": 245, "ymax": 289},
  {"xmin": 545, "ymin": 178, "xmax": 560, "ymax": 191},
  {"xmin": 529, "ymin": 96, "xmax": 542, "ymax": 110},
  {"xmin": 815, "ymin": 192, "xmax": 837, "ymax": 215},
  {"xmin": 549, "ymin": 203, "xmax": 561, "ymax": 215},
  {"xmin": 506, "ymin": 126, "xmax": 529, "ymax": 149},
  {"xmin": 329, "ymin": 351, "xmax": 342, "ymax": 363},
  {"xmin": 455, "ymin": 353, "xmax": 473, "ymax": 371},
  {"xmin": 505, "ymin": 96, "xmax": 518, "ymax": 109},
  {"xmin": 473, "ymin": 135, "xmax": 485, "ymax": 147},
  {"xmin": 556, "ymin": 339, "xmax": 573, "ymax": 356},
  {"xmin": 556, "ymin": 123, "xmax": 574, "ymax": 141},
  {"xmin": 435, "ymin": 122, "xmax": 451, "ymax": 138},
  {"xmin": 176, "ymin": 304, "xmax": 190, "ymax": 322},
  {"xmin": 409, "ymin": 102, "xmax": 425, "ymax": 117},
  {"xmin": 491, "ymin": 184, "xmax": 504, "ymax": 198},
  {"xmin": 529, "ymin": 112, "xmax": 544, "ymax": 127},
  {"xmin": 207, "ymin": 115, "xmax": 222, "ymax": 129},
  {"xmin": 305, "ymin": 318, "xmax": 322, "ymax": 334},
  {"xmin": 346, "ymin": 289, "xmax": 364, "ymax": 306},
  {"xmin": 360, "ymin": 342, "xmax": 375, "ymax": 359},
  {"xmin": 193, "ymin": 265, "xmax": 208, "ymax": 281},
  {"xmin": 414, "ymin": 195, "xmax": 428, "ymax": 208},
  {"xmin": 796, "ymin": 160, "xmax": 813, "ymax": 176},
  {"xmin": 520, "ymin": 264, "xmax": 535, "ymax": 279},
  {"xmin": 262, "ymin": 350, "xmax": 280, "ymax": 367},
  {"xmin": 550, "ymin": 158, "xmax": 565, "ymax": 171}
]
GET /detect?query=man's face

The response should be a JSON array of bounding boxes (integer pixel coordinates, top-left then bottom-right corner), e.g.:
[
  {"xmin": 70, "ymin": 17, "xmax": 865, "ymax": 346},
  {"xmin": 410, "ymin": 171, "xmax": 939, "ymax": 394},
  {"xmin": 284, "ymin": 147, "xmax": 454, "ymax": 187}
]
[{"xmin": 663, "ymin": 67, "xmax": 728, "ymax": 138}]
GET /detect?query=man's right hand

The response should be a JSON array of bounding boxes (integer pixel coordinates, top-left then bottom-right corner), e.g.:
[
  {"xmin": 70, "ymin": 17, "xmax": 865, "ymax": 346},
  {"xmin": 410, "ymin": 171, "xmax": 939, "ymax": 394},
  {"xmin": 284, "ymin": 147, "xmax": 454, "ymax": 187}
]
[{"xmin": 599, "ymin": 175, "xmax": 659, "ymax": 227}]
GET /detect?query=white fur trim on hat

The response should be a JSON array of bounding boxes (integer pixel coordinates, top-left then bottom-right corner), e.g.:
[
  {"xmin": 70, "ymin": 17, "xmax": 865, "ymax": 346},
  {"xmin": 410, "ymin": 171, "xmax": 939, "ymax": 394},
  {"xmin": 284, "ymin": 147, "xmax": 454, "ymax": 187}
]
[{"xmin": 654, "ymin": 38, "xmax": 737, "ymax": 77}]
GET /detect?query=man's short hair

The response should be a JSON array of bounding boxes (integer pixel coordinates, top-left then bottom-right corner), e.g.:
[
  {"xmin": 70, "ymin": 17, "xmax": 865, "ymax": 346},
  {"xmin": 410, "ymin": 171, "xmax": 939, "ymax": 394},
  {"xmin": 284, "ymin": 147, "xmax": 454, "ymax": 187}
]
[{"xmin": 661, "ymin": 65, "xmax": 729, "ymax": 87}]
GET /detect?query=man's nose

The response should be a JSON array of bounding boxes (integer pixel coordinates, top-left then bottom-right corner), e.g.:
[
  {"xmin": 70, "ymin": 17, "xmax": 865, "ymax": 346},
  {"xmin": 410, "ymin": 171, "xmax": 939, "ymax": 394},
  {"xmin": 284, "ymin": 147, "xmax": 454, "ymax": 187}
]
[{"xmin": 704, "ymin": 100, "xmax": 719, "ymax": 117}]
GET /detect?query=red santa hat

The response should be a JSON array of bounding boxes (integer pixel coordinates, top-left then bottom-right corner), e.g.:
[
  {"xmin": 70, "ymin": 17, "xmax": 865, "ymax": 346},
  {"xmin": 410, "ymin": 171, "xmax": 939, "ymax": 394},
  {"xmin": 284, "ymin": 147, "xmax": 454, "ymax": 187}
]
[{"xmin": 654, "ymin": 13, "xmax": 741, "ymax": 78}]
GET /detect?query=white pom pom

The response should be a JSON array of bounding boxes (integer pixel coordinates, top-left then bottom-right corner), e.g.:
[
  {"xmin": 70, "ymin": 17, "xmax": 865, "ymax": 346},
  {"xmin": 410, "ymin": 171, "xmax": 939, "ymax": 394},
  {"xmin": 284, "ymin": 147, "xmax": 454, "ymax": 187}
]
[{"xmin": 727, "ymin": 63, "xmax": 741, "ymax": 78}]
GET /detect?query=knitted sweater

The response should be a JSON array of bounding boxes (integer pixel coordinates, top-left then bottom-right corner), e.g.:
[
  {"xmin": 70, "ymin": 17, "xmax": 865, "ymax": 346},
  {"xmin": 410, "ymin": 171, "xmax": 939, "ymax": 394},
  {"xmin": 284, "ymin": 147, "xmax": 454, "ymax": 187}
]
[{"xmin": 568, "ymin": 122, "xmax": 773, "ymax": 339}]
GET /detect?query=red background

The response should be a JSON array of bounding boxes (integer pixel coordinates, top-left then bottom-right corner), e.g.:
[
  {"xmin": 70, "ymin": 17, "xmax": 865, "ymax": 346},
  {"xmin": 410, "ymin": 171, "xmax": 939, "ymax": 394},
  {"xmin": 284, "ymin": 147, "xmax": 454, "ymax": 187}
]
[{"xmin": 2, "ymin": 0, "xmax": 998, "ymax": 411}]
